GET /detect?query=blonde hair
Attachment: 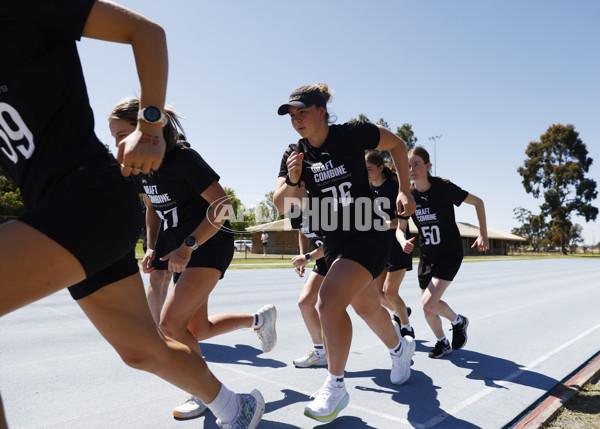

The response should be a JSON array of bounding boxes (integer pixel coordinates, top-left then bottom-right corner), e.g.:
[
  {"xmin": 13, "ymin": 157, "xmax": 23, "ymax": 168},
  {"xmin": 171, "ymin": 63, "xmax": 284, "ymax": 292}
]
[
  {"xmin": 292, "ymin": 83, "xmax": 335, "ymax": 123},
  {"xmin": 293, "ymin": 83, "xmax": 334, "ymax": 103}
]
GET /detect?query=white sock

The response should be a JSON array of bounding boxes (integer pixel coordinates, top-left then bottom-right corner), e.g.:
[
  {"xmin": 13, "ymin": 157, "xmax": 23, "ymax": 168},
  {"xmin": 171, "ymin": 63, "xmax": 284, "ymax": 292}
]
[
  {"xmin": 401, "ymin": 323, "xmax": 411, "ymax": 330},
  {"xmin": 389, "ymin": 339, "xmax": 403, "ymax": 355},
  {"xmin": 206, "ymin": 384, "xmax": 239, "ymax": 424},
  {"xmin": 326, "ymin": 371, "xmax": 344, "ymax": 388},
  {"xmin": 437, "ymin": 336, "xmax": 448, "ymax": 343},
  {"xmin": 314, "ymin": 344, "xmax": 326, "ymax": 356},
  {"xmin": 251, "ymin": 313, "xmax": 264, "ymax": 329},
  {"xmin": 452, "ymin": 314, "xmax": 462, "ymax": 325}
]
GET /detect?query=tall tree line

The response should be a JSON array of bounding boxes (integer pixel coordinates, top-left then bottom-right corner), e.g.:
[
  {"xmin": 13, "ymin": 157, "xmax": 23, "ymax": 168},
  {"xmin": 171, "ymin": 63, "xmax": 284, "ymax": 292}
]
[{"xmin": 516, "ymin": 124, "xmax": 597, "ymax": 254}]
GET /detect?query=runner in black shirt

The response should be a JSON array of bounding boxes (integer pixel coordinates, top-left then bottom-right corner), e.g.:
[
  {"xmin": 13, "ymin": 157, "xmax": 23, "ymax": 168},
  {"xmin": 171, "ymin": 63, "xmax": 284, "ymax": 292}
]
[
  {"xmin": 274, "ymin": 83, "xmax": 417, "ymax": 423},
  {"xmin": 397, "ymin": 146, "xmax": 489, "ymax": 359},
  {"xmin": 366, "ymin": 151, "xmax": 414, "ymax": 338},
  {"xmin": 0, "ymin": 2, "xmax": 263, "ymax": 428},
  {"xmin": 109, "ymin": 97, "xmax": 273, "ymax": 421},
  {"xmin": 288, "ymin": 185, "xmax": 329, "ymax": 368}
]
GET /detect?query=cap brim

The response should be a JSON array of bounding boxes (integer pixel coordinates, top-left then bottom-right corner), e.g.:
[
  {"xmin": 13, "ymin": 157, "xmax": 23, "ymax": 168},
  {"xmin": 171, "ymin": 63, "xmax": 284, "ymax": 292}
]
[{"xmin": 277, "ymin": 100, "xmax": 311, "ymax": 116}]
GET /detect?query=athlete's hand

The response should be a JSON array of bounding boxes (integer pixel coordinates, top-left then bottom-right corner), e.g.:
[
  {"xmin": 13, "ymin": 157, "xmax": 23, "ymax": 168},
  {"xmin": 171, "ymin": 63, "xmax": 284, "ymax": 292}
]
[
  {"xmin": 286, "ymin": 152, "xmax": 304, "ymax": 184},
  {"xmin": 397, "ymin": 191, "xmax": 416, "ymax": 217},
  {"xmin": 291, "ymin": 254, "xmax": 307, "ymax": 277},
  {"xmin": 160, "ymin": 245, "xmax": 192, "ymax": 273},
  {"xmin": 141, "ymin": 249, "xmax": 156, "ymax": 273},
  {"xmin": 472, "ymin": 235, "xmax": 490, "ymax": 252},
  {"xmin": 117, "ymin": 123, "xmax": 166, "ymax": 177},
  {"xmin": 400, "ymin": 236, "xmax": 416, "ymax": 254}
]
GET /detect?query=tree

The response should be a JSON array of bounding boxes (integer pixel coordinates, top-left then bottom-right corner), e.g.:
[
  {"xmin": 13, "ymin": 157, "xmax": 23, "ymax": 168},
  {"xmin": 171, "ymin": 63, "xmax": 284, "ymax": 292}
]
[
  {"xmin": 348, "ymin": 114, "xmax": 418, "ymax": 166},
  {"xmin": 223, "ymin": 186, "xmax": 254, "ymax": 237},
  {"xmin": 395, "ymin": 123, "xmax": 418, "ymax": 151},
  {"xmin": 518, "ymin": 124, "xmax": 598, "ymax": 255},
  {"xmin": 564, "ymin": 223, "xmax": 584, "ymax": 253},
  {"xmin": 256, "ymin": 190, "xmax": 281, "ymax": 223},
  {"xmin": 376, "ymin": 118, "xmax": 389, "ymax": 129},
  {"xmin": 0, "ymin": 175, "xmax": 25, "ymax": 223},
  {"xmin": 511, "ymin": 207, "xmax": 547, "ymax": 251},
  {"xmin": 348, "ymin": 113, "xmax": 372, "ymax": 124}
]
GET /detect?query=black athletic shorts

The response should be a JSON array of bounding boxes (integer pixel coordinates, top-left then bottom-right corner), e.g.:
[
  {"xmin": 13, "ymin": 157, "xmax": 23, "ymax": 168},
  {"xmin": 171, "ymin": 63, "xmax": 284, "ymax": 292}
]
[
  {"xmin": 386, "ymin": 230, "xmax": 413, "ymax": 272},
  {"xmin": 417, "ymin": 252, "xmax": 463, "ymax": 289},
  {"xmin": 323, "ymin": 230, "xmax": 391, "ymax": 279},
  {"xmin": 312, "ymin": 257, "xmax": 328, "ymax": 276},
  {"xmin": 168, "ymin": 235, "xmax": 234, "ymax": 283},
  {"xmin": 142, "ymin": 235, "xmax": 170, "ymax": 271},
  {"xmin": 19, "ymin": 155, "xmax": 143, "ymax": 300}
]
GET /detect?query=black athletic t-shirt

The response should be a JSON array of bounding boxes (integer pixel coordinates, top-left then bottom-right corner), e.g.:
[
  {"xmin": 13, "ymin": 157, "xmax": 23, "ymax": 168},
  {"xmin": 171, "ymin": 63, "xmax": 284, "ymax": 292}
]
[
  {"xmin": 370, "ymin": 178, "xmax": 399, "ymax": 223},
  {"xmin": 133, "ymin": 145, "xmax": 230, "ymax": 247},
  {"xmin": 290, "ymin": 207, "xmax": 324, "ymax": 249},
  {"xmin": 278, "ymin": 122, "xmax": 383, "ymax": 248},
  {"xmin": 0, "ymin": 0, "xmax": 110, "ymax": 207},
  {"xmin": 410, "ymin": 178, "xmax": 468, "ymax": 260}
]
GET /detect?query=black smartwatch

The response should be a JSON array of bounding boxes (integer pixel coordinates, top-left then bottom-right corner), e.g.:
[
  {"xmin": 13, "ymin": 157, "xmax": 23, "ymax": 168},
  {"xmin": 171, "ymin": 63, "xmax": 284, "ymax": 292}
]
[
  {"xmin": 184, "ymin": 236, "xmax": 199, "ymax": 250},
  {"xmin": 305, "ymin": 253, "xmax": 311, "ymax": 262},
  {"xmin": 138, "ymin": 106, "xmax": 168, "ymax": 127},
  {"xmin": 285, "ymin": 175, "xmax": 300, "ymax": 187}
]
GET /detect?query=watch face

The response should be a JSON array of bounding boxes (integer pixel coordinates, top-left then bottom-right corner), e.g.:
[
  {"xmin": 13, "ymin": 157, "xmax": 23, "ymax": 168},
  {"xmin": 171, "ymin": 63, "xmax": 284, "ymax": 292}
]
[
  {"xmin": 143, "ymin": 106, "xmax": 161, "ymax": 123},
  {"xmin": 185, "ymin": 237, "xmax": 196, "ymax": 247}
]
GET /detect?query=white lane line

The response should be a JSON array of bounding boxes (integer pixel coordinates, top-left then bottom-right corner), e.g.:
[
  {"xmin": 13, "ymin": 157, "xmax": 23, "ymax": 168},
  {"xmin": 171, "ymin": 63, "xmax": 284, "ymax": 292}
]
[{"xmin": 421, "ymin": 323, "xmax": 600, "ymax": 428}]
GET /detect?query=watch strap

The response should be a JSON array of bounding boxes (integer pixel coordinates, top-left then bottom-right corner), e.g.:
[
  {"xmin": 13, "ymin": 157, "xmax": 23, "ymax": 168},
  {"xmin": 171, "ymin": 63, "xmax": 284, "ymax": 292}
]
[
  {"xmin": 185, "ymin": 236, "xmax": 199, "ymax": 250},
  {"xmin": 137, "ymin": 106, "xmax": 168, "ymax": 127},
  {"xmin": 285, "ymin": 175, "xmax": 300, "ymax": 187}
]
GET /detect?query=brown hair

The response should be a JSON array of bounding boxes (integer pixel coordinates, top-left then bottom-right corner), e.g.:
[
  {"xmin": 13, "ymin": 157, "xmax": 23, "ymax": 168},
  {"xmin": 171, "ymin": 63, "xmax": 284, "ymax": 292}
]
[
  {"xmin": 365, "ymin": 151, "xmax": 396, "ymax": 181},
  {"xmin": 408, "ymin": 146, "xmax": 446, "ymax": 189},
  {"xmin": 109, "ymin": 97, "xmax": 186, "ymax": 153},
  {"xmin": 292, "ymin": 83, "xmax": 335, "ymax": 123},
  {"xmin": 408, "ymin": 146, "xmax": 430, "ymax": 164}
]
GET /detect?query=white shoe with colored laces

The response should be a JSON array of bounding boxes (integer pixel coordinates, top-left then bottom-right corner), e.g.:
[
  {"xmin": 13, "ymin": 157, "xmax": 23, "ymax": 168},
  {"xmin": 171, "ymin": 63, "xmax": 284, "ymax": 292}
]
[
  {"xmin": 304, "ymin": 381, "xmax": 349, "ymax": 423},
  {"xmin": 255, "ymin": 304, "xmax": 277, "ymax": 352},
  {"xmin": 172, "ymin": 395, "xmax": 207, "ymax": 419},
  {"xmin": 293, "ymin": 349, "xmax": 328, "ymax": 368}
]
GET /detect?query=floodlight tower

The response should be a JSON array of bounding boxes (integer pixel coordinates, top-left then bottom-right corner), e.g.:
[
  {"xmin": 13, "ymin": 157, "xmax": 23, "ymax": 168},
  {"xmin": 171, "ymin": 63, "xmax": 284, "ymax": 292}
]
[{"xmin": 428, "ymin": 134, "xmax": 443, "ymax": 176}]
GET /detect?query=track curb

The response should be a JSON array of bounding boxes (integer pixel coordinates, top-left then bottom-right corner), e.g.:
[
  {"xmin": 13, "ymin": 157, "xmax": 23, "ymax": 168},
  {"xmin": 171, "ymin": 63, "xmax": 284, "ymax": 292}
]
[{"xmin": 510, "ymin": 351, "xmax": 600, "ymax": 428}]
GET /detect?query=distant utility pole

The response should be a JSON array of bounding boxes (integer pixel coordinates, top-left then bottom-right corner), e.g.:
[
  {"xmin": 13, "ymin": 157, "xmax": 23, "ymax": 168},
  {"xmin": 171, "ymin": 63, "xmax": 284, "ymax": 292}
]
[{"xmin": 428, "ymin": 134, "xmax": 443, "ymax": 176}]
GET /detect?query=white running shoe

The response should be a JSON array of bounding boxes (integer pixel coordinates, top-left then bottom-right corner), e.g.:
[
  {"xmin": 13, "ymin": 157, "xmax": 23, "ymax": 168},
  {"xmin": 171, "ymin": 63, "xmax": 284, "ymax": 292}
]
[
  {"xmin": 304, "ymin": 381, "xmax": 349, "ymax": 423},
  {"xmin": 216, "ymin": 390, "xmax": 265, "ymax": 429},
  {"xmin": 390, "ymin": 336, "xmax": 416, "ymax": 385},
  {"xmin": 172, "ymin": 395, "xmax": 207, "ymax": 419},
  {"xmin": 293, "ymin": 350, "xmax": 328, "ymax": 368},
  {"xmin": 255, "ymin": 304, "xmax": 277, "ymax": 352}
]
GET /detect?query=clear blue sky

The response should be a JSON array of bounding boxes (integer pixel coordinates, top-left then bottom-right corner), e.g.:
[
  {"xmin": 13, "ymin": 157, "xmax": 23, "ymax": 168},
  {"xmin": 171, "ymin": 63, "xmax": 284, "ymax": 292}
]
[{"xmin": 80, "ymin": 0, "xmax": 600, "ymax": 245}]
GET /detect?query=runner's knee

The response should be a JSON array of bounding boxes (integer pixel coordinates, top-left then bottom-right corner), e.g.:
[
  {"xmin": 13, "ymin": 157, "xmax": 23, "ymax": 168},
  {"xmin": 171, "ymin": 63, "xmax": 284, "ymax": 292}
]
[{"xmin": 117, "ymin": 340, "xmax": 170, "ymax": 372}]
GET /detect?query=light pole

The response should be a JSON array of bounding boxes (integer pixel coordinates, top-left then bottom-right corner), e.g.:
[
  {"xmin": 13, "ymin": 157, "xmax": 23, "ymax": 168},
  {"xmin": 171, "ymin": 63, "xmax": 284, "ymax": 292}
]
[{"xmin": 428, "ymin": 134, "xmax": 443, "ymax": 176}]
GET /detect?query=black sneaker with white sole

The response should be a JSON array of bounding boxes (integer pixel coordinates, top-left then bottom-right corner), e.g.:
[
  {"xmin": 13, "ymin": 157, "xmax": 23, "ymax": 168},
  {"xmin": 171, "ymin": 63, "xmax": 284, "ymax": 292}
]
[
  {"xmin": 400, "ymin": 326, "xmax": 415, "ymax": 338},
  {"xmin": 451, "ymin": 314, "xmax": 469, "ymax": 350},
  {"xmin": 428, "ymin": 340, "xmax": 452, "ymax": 359},
  {"xmin": 392, "ymin": 307, "xmax": 412, "ymax": 326}
]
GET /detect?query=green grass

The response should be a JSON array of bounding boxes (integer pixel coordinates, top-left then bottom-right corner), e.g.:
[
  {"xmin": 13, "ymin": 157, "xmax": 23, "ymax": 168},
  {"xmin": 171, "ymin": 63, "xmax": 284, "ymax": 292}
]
[
  {"xmin": 135, "ymin": 239, "xmax": 144, "ymax": 259},
  {"xmin": 135, "ymin": 239, "xmax": 599, "ymax": 269}
]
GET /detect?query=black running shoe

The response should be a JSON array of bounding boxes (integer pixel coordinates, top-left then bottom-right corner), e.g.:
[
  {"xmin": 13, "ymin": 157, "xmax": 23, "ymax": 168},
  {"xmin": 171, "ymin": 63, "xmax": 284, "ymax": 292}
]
[
  {"xmin": 428, "ymin": 340, "xmax": 452, "ymax": 359},
  {"xmin": 400, "ymin": 326, "xmax": 415, "ymax": 338},
  {"xmin": 392, "ymin": 307, "xmax": 412, "ymax": 326},
  {"xmin": 451, "ymin": 314, "xmax": 469, "ymax": 350}
]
